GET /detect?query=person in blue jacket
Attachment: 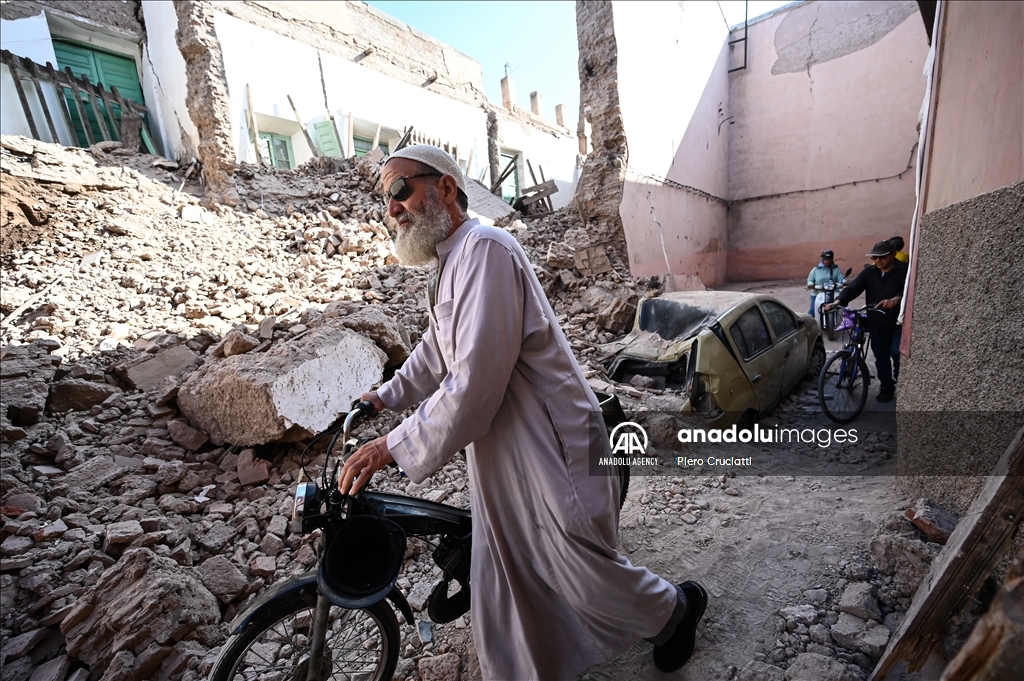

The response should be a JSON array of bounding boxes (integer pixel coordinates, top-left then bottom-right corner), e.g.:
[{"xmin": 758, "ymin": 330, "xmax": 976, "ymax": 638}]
[{"xmin": 807, "ymin": 250, "xmax": 846, "ymax": 315}]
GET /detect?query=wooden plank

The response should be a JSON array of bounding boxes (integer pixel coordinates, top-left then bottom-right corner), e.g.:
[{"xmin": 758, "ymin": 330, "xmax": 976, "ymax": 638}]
[
  {"xmin": 110, "ymin": 87, "xmax": 142, "ymax": 150},
  {"xmin": 371, "ymin": 122, "xmax": 381, "ymax": 150},
  {"xmin": 64, "ymin": 66, "xmax": 94, "ymax": 145},
  {"xmin": 287, "ymin": 94, "xmax": 319, "ymax": 157},
  {"xmin": 3, "ymin": 53, "xmax": 41, "ymax": 139},
  {"xmin": 490, "ymin": 155, "xmax": 517, "ymax": 193},
  {"xmin": 869, "ymin": 426, "xmax": 1024, "ymax": 679},
  {"xmin": 393, "ymin": 126, "xmax": 414, "ymax": 152},
  {"xmin": 245, "ymin": 83, "xmax": 264, "ymax": 165},
  {"xmin": 24, "ymin": 60, "xmax": 59, "ymax": 143},
  {"xmin": 99, "ymin": 91, "xmax": 122, "ymax": 142},
  {"xmin": 938, "ymin": 548, "xmax": 1023, "ymax": 681},
  {"xmin": 538, "ymin": 164, "xmax": 555, "ymax": 212},
  {"xmin": 519, "ymin": 179, "xmax": 557, "ymax": 195},
  {"xmin": 77, "ymin": 73, "xmax": 112, "ymax": 142},
  {"xmin": 520, "ymin": 187, "xmax": 558, "ymax": 206},
  {"xmin": 44, "ymin": 61, "xmax": 79, "ymax": 147}
]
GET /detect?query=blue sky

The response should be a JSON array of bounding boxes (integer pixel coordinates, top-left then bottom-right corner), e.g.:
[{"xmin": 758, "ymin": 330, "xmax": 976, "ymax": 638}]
[{"xmin": 365, "ymin": 1, "xmax": 792, "ymax": 129}]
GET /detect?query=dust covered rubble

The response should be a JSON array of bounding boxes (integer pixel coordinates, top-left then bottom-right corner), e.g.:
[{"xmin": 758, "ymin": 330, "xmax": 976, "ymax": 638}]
[
  {"xmin": 735, "ymin": 499, "xmax": 959, "ymax": 681},
  {"xmin": 0, "ymin": 134, "xmax": 661, "ymax": 680}
]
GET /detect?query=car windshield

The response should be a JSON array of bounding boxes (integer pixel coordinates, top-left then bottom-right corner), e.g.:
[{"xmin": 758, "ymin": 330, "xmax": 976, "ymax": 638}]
[{"xmin": 637, "ymin": 298, "xmax": 719, "ymax": 341}]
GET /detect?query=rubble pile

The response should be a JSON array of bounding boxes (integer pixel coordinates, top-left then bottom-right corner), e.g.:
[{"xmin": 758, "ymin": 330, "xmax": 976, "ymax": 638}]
[
  {"xmin": 736, "ymin": 499, "xmax": 953, "ymax": 681},
  {"xmin": 0, "ymin": 135, "xmax": 659, "ymax": 680}
]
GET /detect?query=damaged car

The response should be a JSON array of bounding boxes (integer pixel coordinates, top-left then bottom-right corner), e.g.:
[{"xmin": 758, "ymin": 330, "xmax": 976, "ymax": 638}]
[{"xmin": 601, "ymin": 291, "xmax": 825, "ymax": 426}]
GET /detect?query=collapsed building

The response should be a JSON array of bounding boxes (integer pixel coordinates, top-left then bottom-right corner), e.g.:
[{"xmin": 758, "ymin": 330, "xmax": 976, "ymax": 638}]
[
  {"xmin": 0, "ymin": 0, "xmax": 580, "ymax": 209},
  {"xmin": 0, "ymin": 1, "xmax": 1022, "ymax": 681}
]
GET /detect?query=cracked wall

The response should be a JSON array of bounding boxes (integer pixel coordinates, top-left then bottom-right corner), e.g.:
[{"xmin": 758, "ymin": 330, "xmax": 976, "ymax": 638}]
[
  {"xmin": 771, "ymin": 0, "xmax": 918, "ymax": 75},
  {"xmin": 725, "ymin": 0, "xmax": 928, "ymax": 281}
]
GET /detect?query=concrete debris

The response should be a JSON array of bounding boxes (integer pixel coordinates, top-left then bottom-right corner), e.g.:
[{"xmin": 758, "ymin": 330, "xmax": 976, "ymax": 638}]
[
  {"xmin": 177, "ymin": 324, "xmax": 386, "ymax": 445},
  {"xmin": 61, "ymin": 548, "xmax": 220, "ymax": 674}
]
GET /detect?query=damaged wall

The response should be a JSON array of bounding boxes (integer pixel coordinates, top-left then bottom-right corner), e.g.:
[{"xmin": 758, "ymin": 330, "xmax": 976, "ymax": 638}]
[
  {"xmin": 210, "ymin": 1, "xmax": 485, "ymax": 107},
  {"xmin": 726, "ymin": 0, "xmax": 927, "ymax": 281},
  {"xmin": 172, "ymin": 0, "xmax": 239, "ymax": 205},
  {"xmin": 613, "ymin": 0, "xmax": 731, "ymax": 286},
  {"xmin": 574, "ymin": 1, "xmax": 628, "ymax": 256},
  {"xmin": 0, "ymin": 1, "xmax": 143, "ymax": 35}
]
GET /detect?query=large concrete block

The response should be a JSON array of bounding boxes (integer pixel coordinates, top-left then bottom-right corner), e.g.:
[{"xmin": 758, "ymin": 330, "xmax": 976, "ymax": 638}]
[{"xmin": 177, "ymin": 323, "xmax": 386, "ymax": 446}]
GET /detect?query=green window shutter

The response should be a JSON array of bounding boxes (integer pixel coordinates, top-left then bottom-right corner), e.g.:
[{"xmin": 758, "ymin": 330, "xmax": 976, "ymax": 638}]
[
  {"xmin": 313, "ymin": 120, "xmax": 341, "ymax": 158},
  {"xmin": 53, "ymin": 40, "xmax": 145, "ymax": 148}
]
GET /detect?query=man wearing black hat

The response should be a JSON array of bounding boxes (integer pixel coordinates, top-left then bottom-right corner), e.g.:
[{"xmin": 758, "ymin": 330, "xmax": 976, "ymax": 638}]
[{"xmin": 826, "ymin": 240, "xmax": 908, "ymax": 402}]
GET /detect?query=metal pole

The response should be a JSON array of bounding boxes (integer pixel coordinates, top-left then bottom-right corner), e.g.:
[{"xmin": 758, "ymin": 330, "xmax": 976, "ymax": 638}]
[{"xmin": 306, "ymin": 594, "xmax": 331, "ymax": 680}]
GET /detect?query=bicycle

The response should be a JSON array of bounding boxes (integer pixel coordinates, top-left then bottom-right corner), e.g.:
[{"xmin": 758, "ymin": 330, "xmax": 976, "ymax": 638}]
[
  {"xmin": 817, "ymin": 306, "xmax": 885, "ymax": 424},
  {"xmin": 208, "ymin": 394, "xmax": 630, "ymax": 681}
]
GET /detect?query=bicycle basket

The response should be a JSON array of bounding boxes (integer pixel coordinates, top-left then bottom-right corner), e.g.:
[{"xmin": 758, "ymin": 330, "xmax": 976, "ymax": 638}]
[
  {"xmin": 318, "ymin": 514, "xmax": 407, "ymax": 608},
  {"xmin": 837, "ymin": 310, "xmax": 856, "ymax": 331}
]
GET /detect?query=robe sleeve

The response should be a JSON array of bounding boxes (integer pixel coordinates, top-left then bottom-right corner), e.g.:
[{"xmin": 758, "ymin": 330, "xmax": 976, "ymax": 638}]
[
  {"xmin": 377, "ymin": 317, "xmax": 446, "ymax": 411},
  {"xmin": 385, "ymin": 236, "xmax": 525, "ymax": 482}
]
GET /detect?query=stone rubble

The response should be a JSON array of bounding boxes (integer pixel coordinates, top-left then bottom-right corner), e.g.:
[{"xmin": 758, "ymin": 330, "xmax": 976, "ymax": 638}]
[
  {"xmin": 0, "ymin": 134, "xmax": 936, "ymax": 681},
  {"xmin": 0, "ymin": 134, "xmax": 658, "ymax": 681}
]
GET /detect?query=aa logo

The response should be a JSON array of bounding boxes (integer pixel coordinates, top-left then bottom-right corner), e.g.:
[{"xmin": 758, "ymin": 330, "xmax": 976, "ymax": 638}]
[{"xmin": 609, "ymin": 422, "xmax": 648, "ymax": 455}]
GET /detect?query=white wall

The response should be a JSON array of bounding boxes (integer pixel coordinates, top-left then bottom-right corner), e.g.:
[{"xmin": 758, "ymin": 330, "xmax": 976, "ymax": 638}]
[
  {"xmin": 0, "ymin": 12, "xmax": 73, "ymax": 145},
  {"xmin": 140, "ymin": 1, "xmax": 198, "ymax": 161},
  {"xmin": 496, "ymin": 116, "xmax": 580, "ymax": 210},
  {"xmin": 211, "ymin": 10, "xmax": 490, "ymax": 171},
  {"xmin": 612, "ymin": 1, "xmax": 732, "ymax": 284}
]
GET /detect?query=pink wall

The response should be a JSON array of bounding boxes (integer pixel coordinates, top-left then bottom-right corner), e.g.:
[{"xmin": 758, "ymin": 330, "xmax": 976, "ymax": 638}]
[
  {"xmin": 923, "ymin": 1, "xmax": 1024, "ymax": 212},
  {"xmin": 620, "ymin": 42, "xmax": 732, "ymax": 286},
  {"xmin": 726, "ymin": 0, "xmax": 929, "ymax": 281}
]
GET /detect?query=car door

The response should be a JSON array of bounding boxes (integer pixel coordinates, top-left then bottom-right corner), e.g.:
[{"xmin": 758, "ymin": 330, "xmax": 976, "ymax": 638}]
[
  {"xmin": 760, "ymin": 300, "xmax": 808, "ymax": 395},
  {"xmin": 725, "ymin": 305, "xmax": 785, "ymax": 414}
]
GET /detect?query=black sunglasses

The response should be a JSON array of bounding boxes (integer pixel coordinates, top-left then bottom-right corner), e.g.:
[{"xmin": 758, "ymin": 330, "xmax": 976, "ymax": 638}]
[{"xmin": 384, "ymin": 173, "xmax": 441, "ymax": 203}]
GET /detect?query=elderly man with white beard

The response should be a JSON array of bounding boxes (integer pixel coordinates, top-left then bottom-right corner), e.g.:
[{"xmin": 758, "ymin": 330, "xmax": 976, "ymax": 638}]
[{"xmin": 338, "ymin": 145, "xmax": 707, "ymax": 680}]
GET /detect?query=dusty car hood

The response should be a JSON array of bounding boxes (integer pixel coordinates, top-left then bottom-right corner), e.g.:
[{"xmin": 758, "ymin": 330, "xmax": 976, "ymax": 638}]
[{"xmin": 600, "ymin": 291, "xmax": 756, "ymax": 362}]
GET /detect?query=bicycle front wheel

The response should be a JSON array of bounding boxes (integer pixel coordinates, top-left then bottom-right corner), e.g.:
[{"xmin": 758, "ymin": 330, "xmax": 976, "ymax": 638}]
[
  {"xmin": 818, "ymin": 350, "xmax": 869, "ymax": 424},
  {"xmin": 208, "ymin": 592, "xmax": 400, "ymax": 681}
]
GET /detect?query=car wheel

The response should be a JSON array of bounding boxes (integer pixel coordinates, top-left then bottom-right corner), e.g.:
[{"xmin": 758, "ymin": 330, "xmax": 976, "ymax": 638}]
[{"xmin": 806, "ymin": 341, "xmax": 826, "ymax": 381}]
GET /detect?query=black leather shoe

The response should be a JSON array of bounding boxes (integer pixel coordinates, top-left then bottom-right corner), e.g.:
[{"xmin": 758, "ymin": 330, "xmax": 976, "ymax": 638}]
[
  {"xmin": 876, "ymin": 388, "xmax": 895, "ymax": 403},
  {"xmin": 653, "ymin": 581, "xmax": 707, "ymax": 672}
]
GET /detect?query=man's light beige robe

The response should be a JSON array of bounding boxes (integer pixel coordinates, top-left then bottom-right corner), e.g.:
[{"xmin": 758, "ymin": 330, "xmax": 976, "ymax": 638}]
[{"xmin": 378, "ymin": 220, "xmax": 677, "ymax": 680}]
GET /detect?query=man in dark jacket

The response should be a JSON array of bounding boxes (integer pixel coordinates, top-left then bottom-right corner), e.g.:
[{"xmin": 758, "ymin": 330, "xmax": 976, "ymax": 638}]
[{"xmin": 826, "ymin": 240, "xmax": 908, "ymax": 402}]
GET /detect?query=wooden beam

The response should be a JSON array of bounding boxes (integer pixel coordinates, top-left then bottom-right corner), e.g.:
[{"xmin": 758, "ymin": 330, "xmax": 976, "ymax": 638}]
[
  {"xmin": 490, "ymin": 155, "xmax": 517, "ymax": 194},
  {"xmin": 371, "ymin": 122, "xmax": 381, "ymax": 151},
  {"xmin": 44, "ymin": 62, "xmax": 79, "ymax": 147},
  {"xmin": 869, "ymin": 426, "xmax": 1024, "ymax": 679},
  {"xmin": 519, "ymin": 179, "xmax": 557, "ymax": 196},
  {"xmin": 64, "ymin": 67, "xmax": 94, "ymax": 146},
  {"xmin": 245, "ymin": 83, "xmax": 264, "ymax": 165},
  {"xmin": 79, "ymin": 73, "xmax": 113, "ymax": 142},
  {"xmin": 538, "ymin": 164, "xmax": 555, "ymax": 212},
  {"xmin": 4, "ymin": 53, "xmax": 41, "ymax": 139},
  {"xmin": 25, "ymin": 60, "xmax": 58, "ymax": 143},
  {"xmin": 287, "ymin": 94, "xmax": 319, "ymax": 157}
]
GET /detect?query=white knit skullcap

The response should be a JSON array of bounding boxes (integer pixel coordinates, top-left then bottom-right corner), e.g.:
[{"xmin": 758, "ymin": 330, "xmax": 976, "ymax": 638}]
[{"xmin": 386, "ymin": 145, "xmax": 466, "ymax": 194}]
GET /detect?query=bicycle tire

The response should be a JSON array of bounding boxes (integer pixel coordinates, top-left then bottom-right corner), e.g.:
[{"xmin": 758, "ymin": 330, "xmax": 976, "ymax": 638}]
[
  {"xmin": 826, "ymin": 310, "xmax": 836, "ymax": 341},
  {"xmin": 817, "ymin": 350, "xmax": 869, "ymax": 424},
  {"xmin": 208, "ymin": 593, "xmax": 399, "ymax": 681}
]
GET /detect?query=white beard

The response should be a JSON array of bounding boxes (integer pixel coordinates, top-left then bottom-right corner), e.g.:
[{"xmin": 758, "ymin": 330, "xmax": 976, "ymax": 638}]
[{"xmin": 390, "ymin": 188, "xmax": 454, "ymax": 266}]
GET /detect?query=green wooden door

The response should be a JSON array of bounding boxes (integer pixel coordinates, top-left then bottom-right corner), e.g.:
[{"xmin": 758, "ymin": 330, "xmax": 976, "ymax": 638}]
[
  {"xmin": 53, "ymin": 40, "xmax": 145, "ymax": 147},
  {"xmin": 313, "ymin": 120, "xmax": 342, "ymax": 158}
]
